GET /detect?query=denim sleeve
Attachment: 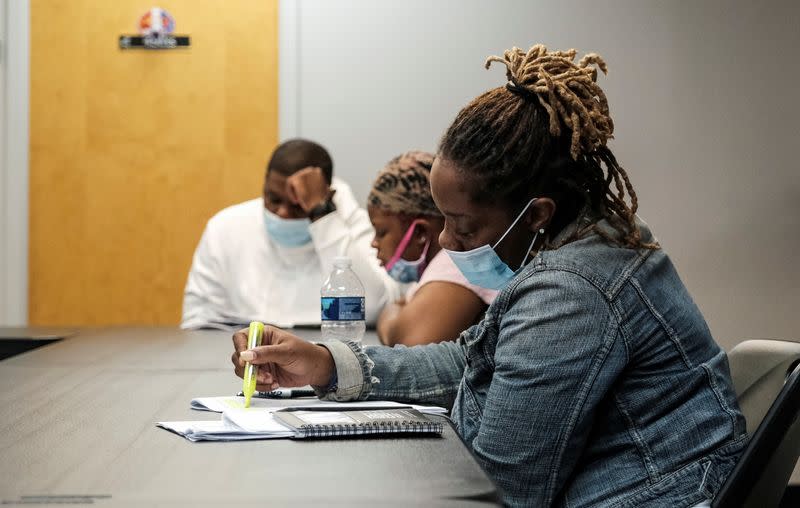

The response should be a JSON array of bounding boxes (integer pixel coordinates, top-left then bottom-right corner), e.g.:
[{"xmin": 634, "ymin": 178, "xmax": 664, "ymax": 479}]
[
  {"xmin": 471, "ymin": 270, "xmax": 626, "ymax": 507},
  {"xmin": 316, "ymin": 336, "xmax": 468, "ymax": 408}
]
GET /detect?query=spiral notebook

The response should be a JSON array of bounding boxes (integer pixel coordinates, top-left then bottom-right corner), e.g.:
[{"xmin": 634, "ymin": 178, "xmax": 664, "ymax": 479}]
[{"xmin": 272, "ymin": 406, "xmax": 444, "ymax": 438}]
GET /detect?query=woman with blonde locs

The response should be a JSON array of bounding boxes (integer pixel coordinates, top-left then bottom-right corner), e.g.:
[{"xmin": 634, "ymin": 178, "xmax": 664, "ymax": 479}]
[{"xmin": 231, "ymin": 45, "xmax": 746, "ymax": 507}]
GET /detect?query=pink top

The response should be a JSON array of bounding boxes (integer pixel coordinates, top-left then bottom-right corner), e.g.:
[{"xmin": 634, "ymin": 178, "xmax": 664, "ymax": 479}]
[{"xmin": 405, "ymin": 250, "xmax": 498, "ymax": 305}]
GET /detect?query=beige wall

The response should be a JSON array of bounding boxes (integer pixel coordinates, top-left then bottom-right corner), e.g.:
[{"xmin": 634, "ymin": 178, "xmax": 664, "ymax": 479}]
[
  {"xmin": 282, "ymin": 0, "xmax": 800, "ymax": 351},
  {"xmin": 29, "ymin": 0, "xmax": 279, "ymax": 325}
]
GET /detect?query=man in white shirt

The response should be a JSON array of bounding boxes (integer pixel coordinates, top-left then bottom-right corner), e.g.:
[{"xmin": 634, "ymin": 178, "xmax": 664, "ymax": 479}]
[{"xmin": 181, "ymin": 139, "xmax": 401, "ymax": 329}]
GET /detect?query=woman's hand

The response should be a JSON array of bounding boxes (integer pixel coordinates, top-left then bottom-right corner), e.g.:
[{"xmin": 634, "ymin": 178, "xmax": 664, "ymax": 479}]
[{"xmin": 231, "ymin": 326, "xmax": 335, "ymax": 391}]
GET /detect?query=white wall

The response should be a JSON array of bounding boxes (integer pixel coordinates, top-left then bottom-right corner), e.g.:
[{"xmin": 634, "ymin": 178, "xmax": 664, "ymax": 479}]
[
  {"xmin": 0, "ymin": 0, "xmax": 29, "ymax": 327},
  {"xmin": 280, "ymin": 0, "xmax": 800, "ymax": 350}
]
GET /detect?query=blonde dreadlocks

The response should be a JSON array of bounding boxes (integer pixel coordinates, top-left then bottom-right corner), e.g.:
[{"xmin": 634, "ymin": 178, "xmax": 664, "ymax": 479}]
[
  {"xmin": 486, "ymin": 45, "xmax": 612, "ymax": 160},
  {"xmin": 439, "ymin": 44, "xmax": 656, "ymax": 250},
  {"xmin": 368, "ymin": 151, "xmax": 442, "ymax": 217}
]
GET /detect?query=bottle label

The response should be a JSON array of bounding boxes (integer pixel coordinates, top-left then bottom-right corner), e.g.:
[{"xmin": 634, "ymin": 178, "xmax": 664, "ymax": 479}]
[{"xmin": 321, "ymin": 297, "xmax": 365, "ymax": 321}]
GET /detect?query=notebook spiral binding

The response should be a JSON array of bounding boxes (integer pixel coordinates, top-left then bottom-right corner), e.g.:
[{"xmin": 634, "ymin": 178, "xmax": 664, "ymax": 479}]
[{"xmin": 297, "ymin": 420, "xmax": 444, "ymax": 438}]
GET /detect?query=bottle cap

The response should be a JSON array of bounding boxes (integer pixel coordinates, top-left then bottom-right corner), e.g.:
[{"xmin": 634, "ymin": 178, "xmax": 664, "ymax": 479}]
[{"xmin": 333, "ymin": 256, "xmax": 352, "ymax": 268}]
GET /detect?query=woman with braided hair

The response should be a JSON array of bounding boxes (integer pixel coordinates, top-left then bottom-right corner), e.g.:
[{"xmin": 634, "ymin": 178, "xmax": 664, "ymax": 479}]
[
  {"xmin": 231, "ymin": 45, "xmax": 745, "ymax": 507},
  {"xmin": 367, "ymin": 151, "xmax": 497, "ymax": 346}
]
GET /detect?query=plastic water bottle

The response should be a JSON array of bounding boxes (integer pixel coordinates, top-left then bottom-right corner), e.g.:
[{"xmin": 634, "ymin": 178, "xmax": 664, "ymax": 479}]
[{"xmin": 320, "ymin": 256, "xmax": 366, "ymax": 344}]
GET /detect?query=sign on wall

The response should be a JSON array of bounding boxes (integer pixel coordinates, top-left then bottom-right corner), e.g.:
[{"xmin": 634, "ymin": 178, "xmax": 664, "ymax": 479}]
[{"xmin": 119, "ymin": 7, "xmax": 190, "ymax": 49}]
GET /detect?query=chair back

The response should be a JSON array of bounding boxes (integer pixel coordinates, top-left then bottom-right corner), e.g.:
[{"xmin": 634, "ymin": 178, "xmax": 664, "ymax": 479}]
[
  {"xmin": 712, "ymin": 363, "xmax": 800, "ymax": 508},
  {"xmin": 727, "ymin": 339, "xmax": 800, "ymax": 432}
]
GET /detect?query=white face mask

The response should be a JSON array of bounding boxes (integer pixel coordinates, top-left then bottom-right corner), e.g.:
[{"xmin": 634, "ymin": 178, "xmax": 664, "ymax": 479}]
[{"xmin": 444, "ymin": 198, "xmax": 541, "ymax": 290}]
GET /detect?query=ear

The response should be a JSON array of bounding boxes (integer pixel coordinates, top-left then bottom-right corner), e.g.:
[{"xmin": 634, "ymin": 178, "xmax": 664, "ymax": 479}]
[
  {"xmin": 411, "ymin": 218, "xmax": 433, "ymax": 244},
  {"xmin": 525, "ymin": 198, "xmax": 556, "ymax": 232}
]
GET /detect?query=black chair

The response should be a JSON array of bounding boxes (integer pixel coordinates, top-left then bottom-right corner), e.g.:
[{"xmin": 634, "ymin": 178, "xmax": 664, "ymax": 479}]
[{"xmin": 712, "ymin": 362, "xmax": 800, "ymax": 507}]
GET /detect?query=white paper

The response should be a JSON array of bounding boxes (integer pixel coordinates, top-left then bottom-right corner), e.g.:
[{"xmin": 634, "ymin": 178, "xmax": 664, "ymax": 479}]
[
  {"xmin": 222, "ymin": 400, "xmax": 447, "ymax": 433},
  {"xmin": 156, "ymin": 419, "xmax": 293, "ymax": 442},
  {"xmin": 191, "ymin": 396, "xmax": 448, "ymax": 416},
  {"xmin": 158, "ymin": 399, "xmax": 448, "ymax": 442}
]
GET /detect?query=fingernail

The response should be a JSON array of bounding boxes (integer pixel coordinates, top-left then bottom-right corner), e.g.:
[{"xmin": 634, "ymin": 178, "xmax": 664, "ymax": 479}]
[{"xmin": 240, "ymin": 351, "xmax": 255, "ymax": 361}]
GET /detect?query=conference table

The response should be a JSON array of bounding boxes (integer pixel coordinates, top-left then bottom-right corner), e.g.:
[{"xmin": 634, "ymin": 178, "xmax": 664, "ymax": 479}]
[{"xmin": 0, "ymin": 327, "xmax": 499, "ymax": 507}]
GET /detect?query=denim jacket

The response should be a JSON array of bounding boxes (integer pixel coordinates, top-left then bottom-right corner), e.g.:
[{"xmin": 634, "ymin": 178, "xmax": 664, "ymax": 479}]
[{"xmin": 319, "ymin": 220, "xmax": 747, "ymax": 507}]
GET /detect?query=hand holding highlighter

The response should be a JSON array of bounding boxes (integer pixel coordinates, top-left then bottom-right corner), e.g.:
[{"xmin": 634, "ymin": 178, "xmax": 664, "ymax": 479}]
[{"xmin": 242, "ymin": 321, "xmax": 265, "ymax": 408}]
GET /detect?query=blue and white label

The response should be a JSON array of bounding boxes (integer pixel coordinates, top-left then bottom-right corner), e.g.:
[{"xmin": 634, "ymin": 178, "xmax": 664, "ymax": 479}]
[{"xmin": 321, "ymin": 297, "xmax": 365, "ymax": 321}]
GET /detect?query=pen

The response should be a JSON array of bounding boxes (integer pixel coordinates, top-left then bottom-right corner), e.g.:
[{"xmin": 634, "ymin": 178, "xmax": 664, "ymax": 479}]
[
  {"xmin": 241, "ymin": 321, "xmax": 265, "ymax": 408},
  {"xmin": 236, "ymin": 388, "xmax": 317, "ymax": 399}
]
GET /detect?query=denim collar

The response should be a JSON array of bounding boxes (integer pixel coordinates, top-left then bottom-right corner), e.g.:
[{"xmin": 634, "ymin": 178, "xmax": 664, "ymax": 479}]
[{"xmin": 549, "ymin": 210, "xmax": 656, "ymax": 250}]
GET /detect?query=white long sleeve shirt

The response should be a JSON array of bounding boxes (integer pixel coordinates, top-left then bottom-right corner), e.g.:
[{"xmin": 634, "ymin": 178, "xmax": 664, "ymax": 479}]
[{"xmin": 181, "ymin": 179, "xmax": 401, "ymax": 329}]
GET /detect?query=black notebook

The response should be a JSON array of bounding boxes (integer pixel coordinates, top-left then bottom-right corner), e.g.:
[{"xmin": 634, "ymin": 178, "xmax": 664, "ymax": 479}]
[{"xmin": 273, "ymin": 406, "xmax": 444, "ymax": 438}]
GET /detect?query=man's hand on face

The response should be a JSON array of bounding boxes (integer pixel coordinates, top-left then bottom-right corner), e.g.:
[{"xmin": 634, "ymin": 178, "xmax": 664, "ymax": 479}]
[{"xmin": 285, "ymin": 167, "xmax": 331, "ymax": 213}]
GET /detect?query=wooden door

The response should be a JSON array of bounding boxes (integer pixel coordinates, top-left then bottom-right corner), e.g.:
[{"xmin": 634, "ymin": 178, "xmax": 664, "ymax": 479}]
[{"xmin": 29, "ymin": 0, "xmax": 279, "ymax": 325}]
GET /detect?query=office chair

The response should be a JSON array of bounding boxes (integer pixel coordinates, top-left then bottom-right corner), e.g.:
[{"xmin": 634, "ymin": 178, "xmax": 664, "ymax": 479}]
[
  {"xmin": 711, "ymin": 362, "xmax": 800, "ymax": 507},
  {"xmin": 727, "ymin": 339, "xmax": 800, "ymax": 432}
]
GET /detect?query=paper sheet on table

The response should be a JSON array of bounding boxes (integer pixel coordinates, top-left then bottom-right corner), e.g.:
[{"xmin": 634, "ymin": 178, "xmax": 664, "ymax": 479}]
[
  {"xmin": 191, "ymin": 395, "xmax": 313, "ymax": 412},
  {"xmin": 191, "ymin": 396, "xmax": 448, "ymax": 416},
  {"xmin": 156, "ymin": 419, "xmax": 293, "ymax": 442},
  {"xmin": 222, "ymin": 401, "xmax": 447, "ymax": 433},
  {"xmin": 159, "ymin": 399, "xmax": 448, "ymax": 442}
]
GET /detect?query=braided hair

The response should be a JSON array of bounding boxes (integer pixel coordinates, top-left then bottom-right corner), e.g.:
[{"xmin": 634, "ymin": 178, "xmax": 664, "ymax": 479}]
[
  {"xmin": 368, "ymin": 151, "xmax": 442, "ymax": 218},
  {"xmin": 439, "ymin": 44, "xmax": 657, "ymax": 249}
]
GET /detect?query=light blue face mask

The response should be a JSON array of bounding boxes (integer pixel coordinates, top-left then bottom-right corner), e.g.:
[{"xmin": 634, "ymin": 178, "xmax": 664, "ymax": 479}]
[
  {"xmin": 384, "ymin": 220, "xmax": 430, "ymax": 283},
  {"xmin": 444, "ymin": 198, "xmax": 542, "ymax": 290},
  {"xmin": 263, "ymin": 209, "xmax": 312, "ymax": 247}
]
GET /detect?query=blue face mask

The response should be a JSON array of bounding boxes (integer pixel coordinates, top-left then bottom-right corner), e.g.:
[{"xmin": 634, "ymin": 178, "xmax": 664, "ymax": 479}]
[
  {"xmin": 445, "ymin": 198, "xmax": 541, "ymax": 290},
  {"xmin": 263, "ymin": 209, "xmax": 312, "ymax": 247},
  {"xmin": 384, "ymin": 220, "xmax": 430, "ymax": 283}
]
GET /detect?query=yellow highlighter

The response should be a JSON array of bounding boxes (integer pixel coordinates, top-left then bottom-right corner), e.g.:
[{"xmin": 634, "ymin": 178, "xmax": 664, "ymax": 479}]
[{"xmin": 242, "ymin": 321, "xmax": 265, "ymax": 408}]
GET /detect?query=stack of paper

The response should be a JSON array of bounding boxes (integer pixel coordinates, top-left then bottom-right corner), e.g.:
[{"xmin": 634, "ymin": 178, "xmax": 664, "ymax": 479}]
[
  {"xmin": 157, "ymin": 418, "xmax": 294, "ymax": 442},
  {"xmin": 157, "ymin": 396, "xmax": 448, "ymax": 442}
]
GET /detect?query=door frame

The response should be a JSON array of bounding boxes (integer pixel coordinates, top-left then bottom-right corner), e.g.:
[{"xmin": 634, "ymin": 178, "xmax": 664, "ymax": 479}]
[{"xmin": 1, "ymin": 0, "xmax": 30, "ymax": 326}]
